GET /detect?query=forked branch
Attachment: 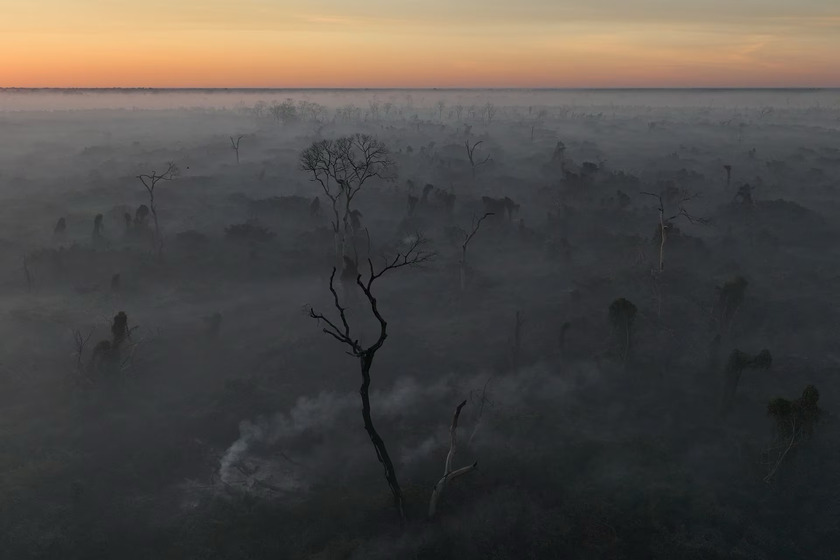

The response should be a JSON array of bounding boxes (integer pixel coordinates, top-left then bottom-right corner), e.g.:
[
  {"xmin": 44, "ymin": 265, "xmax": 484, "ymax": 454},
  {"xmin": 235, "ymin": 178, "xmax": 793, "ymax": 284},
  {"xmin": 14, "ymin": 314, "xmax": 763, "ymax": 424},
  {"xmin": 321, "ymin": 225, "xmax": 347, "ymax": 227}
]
[
  {"xmin": 465, "ymin": 140, "xmax": 491, "ymax": 179},
  {"xmin": 429, "ymin": 399, "xmax": 478, "ymax": 518}
]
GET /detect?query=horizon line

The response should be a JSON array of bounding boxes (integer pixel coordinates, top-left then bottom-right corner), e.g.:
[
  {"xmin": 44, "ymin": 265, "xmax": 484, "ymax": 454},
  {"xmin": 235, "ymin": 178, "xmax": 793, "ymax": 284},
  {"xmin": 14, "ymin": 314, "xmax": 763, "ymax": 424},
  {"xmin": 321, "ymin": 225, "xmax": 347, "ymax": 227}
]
[{"xmin": 2, "ymin": 87, "xmax": 839, "ymax": 92}]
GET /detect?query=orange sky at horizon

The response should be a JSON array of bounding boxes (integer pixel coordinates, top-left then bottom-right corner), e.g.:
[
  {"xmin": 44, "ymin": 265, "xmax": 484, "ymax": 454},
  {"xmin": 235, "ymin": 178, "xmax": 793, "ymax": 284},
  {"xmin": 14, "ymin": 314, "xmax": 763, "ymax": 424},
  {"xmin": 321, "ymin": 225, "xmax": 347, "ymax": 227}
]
[{"xmin": 2, "ymin": 1, "xmax": 838, "ymax": 88}]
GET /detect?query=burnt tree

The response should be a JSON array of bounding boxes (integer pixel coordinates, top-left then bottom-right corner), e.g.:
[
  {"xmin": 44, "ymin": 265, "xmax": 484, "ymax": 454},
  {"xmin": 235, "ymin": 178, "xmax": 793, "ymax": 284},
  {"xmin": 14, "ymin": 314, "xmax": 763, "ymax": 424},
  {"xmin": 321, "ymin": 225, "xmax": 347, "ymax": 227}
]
[
  {"xmin": 308, "ymin": 236, "xmax": 433, "ymax": 520},
  {"xmin": 136, "ymin": 162, "xmax": 179, "ymax": 258}
]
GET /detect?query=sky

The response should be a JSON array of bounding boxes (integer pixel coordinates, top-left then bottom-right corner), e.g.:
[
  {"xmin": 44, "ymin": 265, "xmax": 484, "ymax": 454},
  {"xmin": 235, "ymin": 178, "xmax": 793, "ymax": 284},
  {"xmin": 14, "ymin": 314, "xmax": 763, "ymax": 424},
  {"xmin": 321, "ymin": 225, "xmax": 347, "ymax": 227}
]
[{"xmin": 2, "ymin": 0, "xmax": 839, "ymax": 88}]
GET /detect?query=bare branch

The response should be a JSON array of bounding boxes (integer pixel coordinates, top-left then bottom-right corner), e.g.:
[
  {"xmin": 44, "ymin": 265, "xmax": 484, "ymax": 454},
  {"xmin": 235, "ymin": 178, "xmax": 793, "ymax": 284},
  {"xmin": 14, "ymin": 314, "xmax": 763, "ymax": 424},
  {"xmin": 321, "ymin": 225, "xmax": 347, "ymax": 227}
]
[
  {"xmin": 429, "ymin": 399, "xmax": 478, "ymax": 518},
  {"xmin": 462, "ymin": 213, "xmax": 494, "ymax": 253},
  {"xmin": 465, "ymin": 140, "xmax": 491, "ymax": 179}
]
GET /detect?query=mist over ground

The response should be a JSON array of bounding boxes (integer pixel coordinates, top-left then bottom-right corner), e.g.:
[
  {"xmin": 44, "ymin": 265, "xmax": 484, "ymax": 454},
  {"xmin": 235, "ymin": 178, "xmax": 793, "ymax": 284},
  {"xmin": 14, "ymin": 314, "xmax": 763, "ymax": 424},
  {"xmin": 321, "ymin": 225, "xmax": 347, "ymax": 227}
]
[{"xmin": 1, "ymin": 88, "xmax": 839, "ymax": 559}]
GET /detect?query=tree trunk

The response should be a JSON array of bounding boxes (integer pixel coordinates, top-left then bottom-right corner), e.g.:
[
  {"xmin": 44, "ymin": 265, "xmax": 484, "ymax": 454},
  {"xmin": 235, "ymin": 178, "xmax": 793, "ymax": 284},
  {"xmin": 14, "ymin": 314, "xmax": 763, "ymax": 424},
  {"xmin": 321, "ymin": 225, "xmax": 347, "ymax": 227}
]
[
  {"xmin": 359, "ymin": 353, "xmax": 405, "ymax": 519},
  {"xmin": 459, "ymin": 247, "xmax": 467, "ymax": 293}
]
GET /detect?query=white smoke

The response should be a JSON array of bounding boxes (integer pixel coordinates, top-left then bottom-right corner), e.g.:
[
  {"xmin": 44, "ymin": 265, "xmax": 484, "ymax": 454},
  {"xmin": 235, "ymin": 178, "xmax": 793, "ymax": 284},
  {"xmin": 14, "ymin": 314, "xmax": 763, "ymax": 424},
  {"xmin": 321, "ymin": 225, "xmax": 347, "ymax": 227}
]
[{"xmin": 216, "ymin": 364, "xmax": 580, "ymax": 495}]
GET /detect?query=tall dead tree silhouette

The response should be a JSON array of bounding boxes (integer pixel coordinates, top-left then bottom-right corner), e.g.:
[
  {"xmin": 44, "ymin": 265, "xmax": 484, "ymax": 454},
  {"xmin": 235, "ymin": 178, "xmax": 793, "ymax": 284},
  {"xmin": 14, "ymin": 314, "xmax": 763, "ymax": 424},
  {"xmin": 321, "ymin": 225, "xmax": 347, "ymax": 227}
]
[
  {"xmin": 640, "ymin": 189, "xmax": 707, "ymax": 273},
  {"xmin": 136, "ymin": 162, "xmax": 179, "ymax": 259},
  {"xmin": 308, "ymin": 235, "xmax": 433, "ymax": 521}
]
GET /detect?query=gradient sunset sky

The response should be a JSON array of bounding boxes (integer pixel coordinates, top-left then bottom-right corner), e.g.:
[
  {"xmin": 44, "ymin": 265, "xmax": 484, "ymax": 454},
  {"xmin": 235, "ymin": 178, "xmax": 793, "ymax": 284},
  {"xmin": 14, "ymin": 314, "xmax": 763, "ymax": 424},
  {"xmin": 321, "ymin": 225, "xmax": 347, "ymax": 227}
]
[{"xmin": 2, "ymin": 0, "xmax": 839, "ymax": 88}]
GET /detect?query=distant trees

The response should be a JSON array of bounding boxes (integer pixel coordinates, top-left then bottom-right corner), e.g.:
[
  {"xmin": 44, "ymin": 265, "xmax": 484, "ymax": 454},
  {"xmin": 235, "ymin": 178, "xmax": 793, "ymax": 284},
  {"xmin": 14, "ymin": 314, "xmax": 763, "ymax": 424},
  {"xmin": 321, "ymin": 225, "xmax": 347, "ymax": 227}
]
[
  {"xmin": 269, "ymin": 99, "xmax": 298, "ymax": 124},
  {"xmin": 136, "ymin": 162, "xmax": 179, "ymax": 258},
  {"xmin": 299, "ymin": 134, "xmax": 395, "ymax": 267},
  {"xmin": 308, "ymin": 236, "xmax": 433, "ymax": 521}
]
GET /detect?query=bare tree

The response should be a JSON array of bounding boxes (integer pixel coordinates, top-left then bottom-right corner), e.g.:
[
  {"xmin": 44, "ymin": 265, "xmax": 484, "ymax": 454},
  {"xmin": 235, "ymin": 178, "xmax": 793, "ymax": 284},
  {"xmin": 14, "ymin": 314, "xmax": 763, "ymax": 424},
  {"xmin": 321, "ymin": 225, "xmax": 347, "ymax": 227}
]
[
  {"xmin": 640, "ymin": 189, "xmax": 707, "ymax": 273},
  {"xmin": 482, "ymin": 102, "xmax": 497, "ymax": 125},
  {"xmin": 308, "ymin": 236, "xmax": 433, "ymax": 520},
  {"xmin": 72, "ymin": 328, "xmax": 94, "ymax": 380},
  {"xmin": 136, "ymin": 162, "xmax": 179, "ymax": 258},
  {"xmin": 230, "ymin": 135, "xmax": 243, "ymax": 164},
  {"xmin": 530, "ymin": 109, "xmax": 547, "ymax": 141},
  {"xmin": 464, "ymin": 141, "xmax": 491, "ymax": 180},
  {"xmin": 764, "ymin": 385, "xmax": 821, "ymax": 483},
  {"xmin": 459, "ymin": 212, "xmax": 493, "ymax": 293},
  {"xmin": 300, "ymin": 134, "xmax": 395, "ymax": 267},
  {"xmin": 429, "ymin": 400, "xmax": 478, "ymax": 518}
]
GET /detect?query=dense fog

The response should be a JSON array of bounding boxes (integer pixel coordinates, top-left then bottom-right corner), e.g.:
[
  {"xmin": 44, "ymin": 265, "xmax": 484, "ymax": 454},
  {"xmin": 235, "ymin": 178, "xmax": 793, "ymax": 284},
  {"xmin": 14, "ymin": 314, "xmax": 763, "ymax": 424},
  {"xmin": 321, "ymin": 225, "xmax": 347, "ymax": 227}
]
[{"xmin": 1, "ymin": 88, "xmax": 839, "ymax": 559}]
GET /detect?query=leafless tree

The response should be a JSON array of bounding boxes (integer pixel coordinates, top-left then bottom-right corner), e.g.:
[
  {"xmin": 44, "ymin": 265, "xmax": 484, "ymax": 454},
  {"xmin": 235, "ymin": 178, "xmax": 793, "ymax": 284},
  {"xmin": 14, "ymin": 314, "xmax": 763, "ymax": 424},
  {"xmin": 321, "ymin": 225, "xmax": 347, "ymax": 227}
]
[
  {"xmin": 482, "ymin": 102, "xmax": 497, "ymax": 125},
  {"xmin": 464, "ymin": 140, "xmax": 491, "ymax": 180},
  {"xmin": 530, "ymin": 109, "xmax": 548, "ymax": 141},
  {"xmin": 308, "ymin": 236, "xmax": 433, "ymax": 520},
  {"xmin": 230, "ymin": 135, "xmax": 243, "ymax": 164},
  {"xmin": 640, "ymin": 189, "xmax": 707, "ymax": 273},
  {"xmin": 429, "ymin": 400, "xmax": 478, "ymax": 518},
  {"xmin": 459, "ymin": 212, "xmax": 493, "ymax": 293},
  {"xmin": 72, "ymin": 328, "xmax": 93, "ymax": 370},
  {"xmin": 136, "ymin": 162, "xmax": 179, "ymax": 258},
  {"xmin": 300, "ymin": 134, "xmax": 395, "ymax": 267}
]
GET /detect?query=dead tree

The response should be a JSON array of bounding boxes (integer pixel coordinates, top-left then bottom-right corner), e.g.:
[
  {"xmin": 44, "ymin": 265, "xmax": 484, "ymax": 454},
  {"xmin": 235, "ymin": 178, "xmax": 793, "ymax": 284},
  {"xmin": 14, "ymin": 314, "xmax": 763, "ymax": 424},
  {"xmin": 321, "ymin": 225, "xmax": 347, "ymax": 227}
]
[
  {"xmin": 230, "ymin": 135, "xmax": 243, "ymax": 164},
  {"xmin": 308, "ymin": 236, "xmax": 433, "ymax": 520},
  {"xmin": 764, "ymin": 385, "xmax": 821, "ymax": 483},
  {"xmin": 530, "ymin": 109, "xmax": 547, "ymax": 141},
  {"xmin": 136, "ymin": 162, "xmax": 179, "ymax": 258},
  {"xmin": 482, "ymin": 103, "xmax": 497, "ymax": 126},
  {"xmin": 464, "ymin": 140, "xmax": 491, "ymax": 180},
  {"xmin": 300, "ymin": 134, "xmax": 394, "ymax": 268},
  {"xmin": 641, "ymin": 189, "xmax": 707, "ymax": 273},
  {"xmin": 72, "ymin": 328, "xmax": 94, "ymax": 380},
  {"xmin": 429, "ymin": 400, "xmax": 478, "ymax": 518},
  {"xmin": 459, "ymin": 212, "xmax": 493, "ymax": 293}
]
